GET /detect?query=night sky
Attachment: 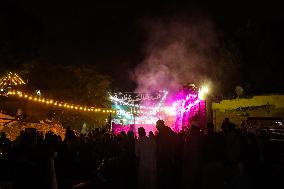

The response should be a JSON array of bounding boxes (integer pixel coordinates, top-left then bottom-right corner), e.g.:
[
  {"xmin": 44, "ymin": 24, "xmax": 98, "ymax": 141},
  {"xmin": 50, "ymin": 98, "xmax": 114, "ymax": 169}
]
[{"xmin": 1, "ymin": 0, "xmax": 284, "ymax": 95}]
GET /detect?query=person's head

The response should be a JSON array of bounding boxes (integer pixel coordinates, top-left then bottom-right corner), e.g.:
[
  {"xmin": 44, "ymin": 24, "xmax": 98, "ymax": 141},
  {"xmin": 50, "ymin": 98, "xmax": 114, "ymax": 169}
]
[
  {"xmin": 149, "ymin": 131, "xmax": 154, "ymax": 138},
  {"xmin": 223, "ymin": 118, "xmax": 230, "ymax": 123},
  {"xmin": 138, "ymin": 127, "xmax": 146, "ymax": 138},
  {"xmin": 221, "ymin": 119, "xmax": 230, "ymax": 134},
  {"xmin": 156, "ymin": 120, "xmax": 165, "ymax": 132},
  {"xmin": 120, "ymin": 131, "xmax": 126, "ymax": 136},
  {"xmin": 127, "ymin": 131, "xmax": 134, "ymax": 138},
  {"xmin": 156, "ymin": 120, "xmax": 165, "ymax": 126}
]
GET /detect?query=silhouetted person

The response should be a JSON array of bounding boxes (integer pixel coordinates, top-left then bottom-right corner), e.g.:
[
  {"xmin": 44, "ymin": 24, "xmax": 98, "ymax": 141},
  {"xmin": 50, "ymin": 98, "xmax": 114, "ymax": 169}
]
[
  {"xmin": 149, "ymin": 131, "xmax": 155, "ymax": 140},
  {"xmin": 202, "ymin": 122, "xmax": 225, "ymax": 189},
  {"xmin": 241, "ymin": 132, "xmax": 264, "ymax": 188},
  {"xmin": 182, "ymin": 122, "xmax": 203, "ymax": 189},
  {"xmin": 125, "ymin": 131, "xmax": 137, "ymax": 188},
  {"xmin": 221, "ymin": 118, "xmax": 230, "ymax": 134},
  {"xmin": 224, "ymin": 123, "xmax": 242, "ymax": 185},
  {"xmin": 135, "ymin": 127, "xmax": 156, "ymax": 189},
  {"xmin": 64, "ymin": 126, "xmax": 76, "ymax": 142},
  {"xmin": 155, "ymin": 120, "xmax": 175, "ymax": 189}
]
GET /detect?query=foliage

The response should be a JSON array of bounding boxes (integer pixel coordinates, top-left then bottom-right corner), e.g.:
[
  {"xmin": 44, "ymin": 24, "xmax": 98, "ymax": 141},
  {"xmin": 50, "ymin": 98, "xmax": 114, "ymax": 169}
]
[
  {"xmin": 0, "ymin": 121, "xmax": 65, "ymax": 141},
  {"xmin": 0, "ymin": 3, "xmax": 41, "ymax": 74},
  {"xmin": 28, "ymin": 63, "xmax": 112, "ymax": 127},
  {"xmin": 235, "ymin": 86, "xmax": 244, "ymax": 97},
  {"xmin": 29, "ymin": 64, "xmax": 111, "ymax": 105},
  {"xmin": 214, "ymin": 40, "xmax": 242, "ymax": 97},
  {"xmin": 49, "ymin": 109, "xmax": 111, "ymax": 130}
]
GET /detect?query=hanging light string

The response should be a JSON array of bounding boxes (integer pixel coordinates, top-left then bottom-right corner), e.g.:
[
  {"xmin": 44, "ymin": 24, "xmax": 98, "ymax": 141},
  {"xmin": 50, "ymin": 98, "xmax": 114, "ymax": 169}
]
[
  {"xmin": 112, "ymin": 90, "xmax": 169, "ymax": 117},
  {"xmin": 7, "ymin": 90, "xmax": 116, "ymax": 114},
  {"xmin": 110, "ymin": 90, "xmax": 168, "ymax": 110},
  {"xmin": 0, "ymin": 72, "xmax": 26, "ymax": 86}
]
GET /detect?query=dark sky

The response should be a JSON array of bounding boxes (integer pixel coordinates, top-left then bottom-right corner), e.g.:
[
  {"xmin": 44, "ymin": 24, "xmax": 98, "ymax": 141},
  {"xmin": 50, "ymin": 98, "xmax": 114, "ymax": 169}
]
[{"xmin": 1, "ymin": 0, "xmax": 284, "ymax": 94}]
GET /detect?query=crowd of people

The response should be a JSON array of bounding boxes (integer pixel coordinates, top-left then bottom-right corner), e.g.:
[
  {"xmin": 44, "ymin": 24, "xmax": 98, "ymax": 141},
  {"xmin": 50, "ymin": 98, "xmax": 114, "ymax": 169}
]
[{"xmin": 0, "ymin": 118, "xmax": 283, "ymax": 189}]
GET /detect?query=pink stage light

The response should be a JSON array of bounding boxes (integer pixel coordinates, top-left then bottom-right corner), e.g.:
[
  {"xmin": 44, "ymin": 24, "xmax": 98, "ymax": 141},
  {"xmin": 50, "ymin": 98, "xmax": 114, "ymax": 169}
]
[{"xmin": 112, "ymin": 88, "xmax": 203, "ymax": 135}]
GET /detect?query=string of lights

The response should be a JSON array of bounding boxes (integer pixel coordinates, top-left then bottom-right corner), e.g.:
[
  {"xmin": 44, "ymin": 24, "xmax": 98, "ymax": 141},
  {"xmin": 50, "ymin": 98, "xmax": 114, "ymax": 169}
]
[
  {"xmin": 110, "ymin": 92, "xmax": 163, "ymax": 103},
  {"xmin": 112, "ymin": 86, "xmax": 209, "ymax": 129},
  {"xmin": 112, "ymin": 91, "xmax": 170, "ymax": 125},
  {"xmin": 7, "ymin": 90, "xmax": 117, "ymax": 114},
  {"xmin": 0, "ymin": 72, "xmax": 26, "ymax": 86},
  {"xmin": 109, "ymin": 90, "xmax": 168, "ymax": 110}
]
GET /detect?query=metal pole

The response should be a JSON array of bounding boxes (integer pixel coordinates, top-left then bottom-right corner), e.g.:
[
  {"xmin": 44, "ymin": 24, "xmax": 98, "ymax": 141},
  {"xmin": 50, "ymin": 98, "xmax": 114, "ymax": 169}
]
[
  {"xmin": 133, "ymin": 112, "xmax": 135, "ymax": 127},
  {"xmin": 214, "ymin": 110, "xmax": 216, "ymax": 131},
  {"xmin": 109, "ymin": 112, "xmax": 112, "ymax": 131},
  {"xmin": 133, "ymin": 111, "xmax": 136, "ymax": 135}
]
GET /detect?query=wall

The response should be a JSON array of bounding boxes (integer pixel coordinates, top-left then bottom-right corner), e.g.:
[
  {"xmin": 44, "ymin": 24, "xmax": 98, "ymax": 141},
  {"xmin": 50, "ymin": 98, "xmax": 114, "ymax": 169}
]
[{"xmin": 211, "ymin": 95, "xmax": 284, "ymax": 131}]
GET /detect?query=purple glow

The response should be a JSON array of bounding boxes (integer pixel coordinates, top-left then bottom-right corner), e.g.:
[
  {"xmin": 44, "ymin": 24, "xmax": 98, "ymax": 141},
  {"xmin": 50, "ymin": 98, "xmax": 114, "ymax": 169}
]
[
  {"xmin": 112, "ymin": 88, "xmax": 203, "ymax": 135},
  {"xmin": 172, "ymin": 93, "xmax": 200, "ymax": 132},
  {"xmin": 112, "ymin": 123, "xmax": 157, "ymax": 136}
]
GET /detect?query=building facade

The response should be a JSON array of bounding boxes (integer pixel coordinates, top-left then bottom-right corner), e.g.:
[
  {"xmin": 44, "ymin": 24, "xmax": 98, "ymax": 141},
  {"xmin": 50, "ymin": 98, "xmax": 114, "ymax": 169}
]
[{"xmin": 211, "ymin": 95, "xmax": 284, "ymax": 131}]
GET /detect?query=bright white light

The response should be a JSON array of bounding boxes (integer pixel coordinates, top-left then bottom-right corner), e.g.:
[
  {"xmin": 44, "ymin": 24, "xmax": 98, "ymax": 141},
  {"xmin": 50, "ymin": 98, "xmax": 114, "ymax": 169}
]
[
  {"xmin": 198, "ymin": 85, "xmax": 209, "ymax": 100},
  {"xmin": 164, "ymin": 106, "xmax": 176, "ymax": 116},
  {"xmin": 36, "ymin": 90, "xmax": 41, "ymax": 96},
  {"xmin": 202, "ymin": 86, "xmax": 209, "ymax": 93}
]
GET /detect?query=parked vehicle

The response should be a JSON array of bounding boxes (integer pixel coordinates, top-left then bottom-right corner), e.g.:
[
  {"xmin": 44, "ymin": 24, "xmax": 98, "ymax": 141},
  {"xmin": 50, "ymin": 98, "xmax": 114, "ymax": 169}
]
[{"xmin": 246, "ymin": 117, "xmax": 284, "ymax": 141}]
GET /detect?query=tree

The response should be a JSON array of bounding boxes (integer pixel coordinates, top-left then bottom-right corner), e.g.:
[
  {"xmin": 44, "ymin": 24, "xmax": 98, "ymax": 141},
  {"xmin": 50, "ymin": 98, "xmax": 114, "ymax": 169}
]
[
  {"xmin": 71, "ymin": 64, "xmax": 112, "ymax": 107},
  {"xmin": 213, "ymin": 40, "xmax": 242, "ymax": 97},
  {"xmin": 36, "ymin": 64, "xmax": 111, "ymax": 105},
  {"xmin": 0, "ymin": 2, "xmax": 41, "ymax": 75},
  {"xmin": 28, "ymin": 63, "xmax": 112, "ymax": 129},
  {"xmin": 235, "ymin": 86, "xmax": 244, "ymax": 98}
]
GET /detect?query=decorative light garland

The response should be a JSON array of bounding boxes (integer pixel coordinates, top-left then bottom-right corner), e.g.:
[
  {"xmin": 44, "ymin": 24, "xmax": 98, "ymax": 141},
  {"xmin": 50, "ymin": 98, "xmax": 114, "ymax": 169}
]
[
  {"xmin": 109, "ymin": 90, "xmax": 168, "ymax": 110},
  {"xmin": 111, "ymin": 86, "xmax": 207, "ymax": 130},
  {"xmin": 110, "ymin": 92, "xmax": 163, "ymax": 103},
  {"xmin": 7, "ymin": 90, "xmax": 117, "ymax": 114},
  {"xmin": 110, "ymin": 95, "xmax": 145, "ymax": 108},
  {"xmin": 111, "ymin": 91, "xmax": 171, "ymax": 125},
  {"xmin": 0, "ymin": 72, "xmax": 26, "ymax": 86}
]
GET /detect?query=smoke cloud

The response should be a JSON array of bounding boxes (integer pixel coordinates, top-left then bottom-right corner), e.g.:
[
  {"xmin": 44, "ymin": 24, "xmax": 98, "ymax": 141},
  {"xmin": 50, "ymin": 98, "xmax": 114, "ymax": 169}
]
[{"xmin": 132, "ymin": 15, "xmax": 238, "ymax": 96}]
